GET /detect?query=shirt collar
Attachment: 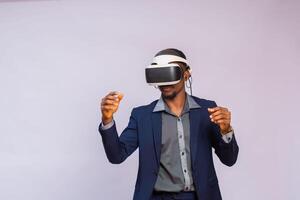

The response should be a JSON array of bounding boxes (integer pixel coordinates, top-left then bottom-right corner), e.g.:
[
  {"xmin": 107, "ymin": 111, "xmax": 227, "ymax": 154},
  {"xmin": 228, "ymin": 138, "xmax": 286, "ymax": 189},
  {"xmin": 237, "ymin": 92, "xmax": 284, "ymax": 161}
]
[{"xmin": 153, "ymin": 93, "xmax": 201, "ymax": 113}]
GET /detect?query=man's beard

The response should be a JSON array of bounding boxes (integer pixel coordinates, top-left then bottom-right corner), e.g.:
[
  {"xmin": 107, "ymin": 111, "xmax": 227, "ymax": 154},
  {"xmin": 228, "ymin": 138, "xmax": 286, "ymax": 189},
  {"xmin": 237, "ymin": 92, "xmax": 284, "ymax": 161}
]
[
  {"xmin": 160, "ymin": 83, "xmax": 185, "ymax": 100},
  {"xmin": 161, "ymin": 91, "xmax": 177, "ymax": 100}
]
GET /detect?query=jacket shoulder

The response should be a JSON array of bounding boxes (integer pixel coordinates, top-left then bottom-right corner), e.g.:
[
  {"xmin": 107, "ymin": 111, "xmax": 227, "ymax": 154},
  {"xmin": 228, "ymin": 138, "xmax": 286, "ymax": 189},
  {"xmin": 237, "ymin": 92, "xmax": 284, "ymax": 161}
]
[
  {"xmin": 191, "ymin": 96, "xmax": 217, "ymax": 107},
  {"xmin": 131, "ymin": 100, "xmax": 158, "ymax": 116}
]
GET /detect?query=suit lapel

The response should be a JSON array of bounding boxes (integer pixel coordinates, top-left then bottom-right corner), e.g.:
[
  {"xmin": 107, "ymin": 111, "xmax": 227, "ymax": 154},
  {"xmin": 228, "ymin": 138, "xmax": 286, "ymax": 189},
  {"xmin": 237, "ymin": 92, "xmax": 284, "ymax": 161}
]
[
  {"xmin": 189, "ymin": 108, "xmax": 203, "ymax": 168},
  {"xmin": 151, "ymin": 111, "xmax": 162, "ymax": 167}
]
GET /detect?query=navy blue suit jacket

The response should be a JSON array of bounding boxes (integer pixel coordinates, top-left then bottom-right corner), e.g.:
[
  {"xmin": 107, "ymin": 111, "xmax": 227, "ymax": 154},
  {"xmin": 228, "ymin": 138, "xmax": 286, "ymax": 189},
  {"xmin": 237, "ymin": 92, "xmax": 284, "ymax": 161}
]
[{"xmin": 99, "ymin": 96, "xmax": 239, "ymax": 200}]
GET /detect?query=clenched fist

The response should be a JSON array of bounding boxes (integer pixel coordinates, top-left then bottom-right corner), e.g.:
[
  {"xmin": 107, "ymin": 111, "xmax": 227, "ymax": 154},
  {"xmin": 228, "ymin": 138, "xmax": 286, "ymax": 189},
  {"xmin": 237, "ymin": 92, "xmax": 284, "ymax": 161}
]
[
  {"xmin": 101, "ymin": 91, "xmax": 124, "ymax": 125},
  {"xmin": 208, "ymin": 107, "xmax": 232, "ymax": 135}
]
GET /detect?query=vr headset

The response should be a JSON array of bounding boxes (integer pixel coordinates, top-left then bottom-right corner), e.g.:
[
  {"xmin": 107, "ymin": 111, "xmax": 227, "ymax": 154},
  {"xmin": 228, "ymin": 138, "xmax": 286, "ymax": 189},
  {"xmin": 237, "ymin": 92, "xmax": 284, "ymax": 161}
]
[{"xmin": 145, "ymin": 54, "xmax": 191, "ymax": 86}]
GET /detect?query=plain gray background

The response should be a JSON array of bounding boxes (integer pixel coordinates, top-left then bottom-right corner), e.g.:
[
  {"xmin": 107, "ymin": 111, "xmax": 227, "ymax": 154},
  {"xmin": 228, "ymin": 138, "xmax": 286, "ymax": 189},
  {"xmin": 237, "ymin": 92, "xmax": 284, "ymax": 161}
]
[{"xmin": 0, "ymin": 0, "xmax": 299, "ymax": 199}]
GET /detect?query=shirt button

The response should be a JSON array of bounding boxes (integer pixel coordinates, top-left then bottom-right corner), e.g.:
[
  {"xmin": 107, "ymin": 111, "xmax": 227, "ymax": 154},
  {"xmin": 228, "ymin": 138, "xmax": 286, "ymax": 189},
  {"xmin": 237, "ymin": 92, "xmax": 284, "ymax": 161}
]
[
  {"xmin": 181, "ymin": 152, "xmax": 184, "ymax": 156},
  {"xmin": 179, "ymin": 135, "xmax": 183, "ymax": 139},
  {"xmin": 184, "ymin": 169, "xmax": 187, "ymax": 173}
]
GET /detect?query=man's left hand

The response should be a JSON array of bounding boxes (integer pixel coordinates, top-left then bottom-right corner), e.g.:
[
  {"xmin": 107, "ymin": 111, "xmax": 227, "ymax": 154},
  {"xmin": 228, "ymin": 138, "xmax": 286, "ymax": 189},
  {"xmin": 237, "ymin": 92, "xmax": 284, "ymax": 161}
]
[{"xmin": 208, "ymin": 107, "xmax": 232, "ymax": 135}]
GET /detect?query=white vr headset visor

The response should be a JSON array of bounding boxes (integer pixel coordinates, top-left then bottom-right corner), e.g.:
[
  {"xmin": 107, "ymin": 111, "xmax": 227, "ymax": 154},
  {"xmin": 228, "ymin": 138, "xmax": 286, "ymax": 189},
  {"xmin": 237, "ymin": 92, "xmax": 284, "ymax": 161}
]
[{"xmin": 145, "ymin": 55, "xmax": 190, "ymax": 86}]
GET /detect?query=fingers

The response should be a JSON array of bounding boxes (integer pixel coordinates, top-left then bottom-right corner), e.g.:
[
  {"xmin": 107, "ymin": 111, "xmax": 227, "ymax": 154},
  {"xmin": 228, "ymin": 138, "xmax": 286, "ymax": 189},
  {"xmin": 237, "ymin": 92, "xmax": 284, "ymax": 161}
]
[
  {"xmin": 106, "ymin": 91, "xmax": 124, "ymax": 101},
  {"xmin": 101, "ymin": 99, "xmax": 118, "ymax": 106},
  {"xmin": 108, "ymin": 91, "xmax": 120, "ymax": 96},
  {"xmin": 212, "ymin": 119, "xmax": 230, "ymax": 125},
  {"xmin": 101, "ymin": 105, "xmax": 115, "ymax": 110},
  {"xmin": 208, "ymin": 107, "xmax": 222, "ymax": 113},
  {"xmin": 210, "ymin": 111, "xmax": 230, "ymax": 120},
  {"xmin": 118, "ymin": 93, "xmax": 124, "ymax": 101},
  {"xmin": 210, "ymin": 115, "xmax": 230, "ymax": 124},
  {"xmin": 103, "ymin": 91, "xmax": 124, "ymax": 102},
  {"xmin": 208, "ymin": 106, "xmax": 231, "ymax": 123},
  {"xmin": 208, "ymin": 107, "xmax": 229, "ymax": 116},
  {"xmin": 105, "ymin": 95, "xmax": 119, "ymax": 101},
  {"xmin": 211, "ymin": 114, "xmax": 230, "ymax": 122},
  {"xmin": 101, "ymin": 98, "xmax": 119, "ymax": 107},
  {"xmin": 208, "ymin": 106, "xmax": 232, "ymax": 134},
  {"xmin": 100, "ymin": 91, "xmax": 124, "ymax": 112}
]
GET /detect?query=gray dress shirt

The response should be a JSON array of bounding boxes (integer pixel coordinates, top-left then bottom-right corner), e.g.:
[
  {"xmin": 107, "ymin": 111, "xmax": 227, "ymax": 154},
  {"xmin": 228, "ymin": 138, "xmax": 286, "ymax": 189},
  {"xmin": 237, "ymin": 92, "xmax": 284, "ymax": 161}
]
[{"xmin": 153, "ymin": 95, "xmax": 198, "ymax": 192}]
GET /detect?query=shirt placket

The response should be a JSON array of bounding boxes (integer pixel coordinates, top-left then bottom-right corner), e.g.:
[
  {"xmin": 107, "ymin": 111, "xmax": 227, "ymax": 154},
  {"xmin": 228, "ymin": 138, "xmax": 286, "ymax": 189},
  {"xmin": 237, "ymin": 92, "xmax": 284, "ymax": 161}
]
[{"xmin": 177, "ymin": 116, "xmax": 192, "ymax": 191}]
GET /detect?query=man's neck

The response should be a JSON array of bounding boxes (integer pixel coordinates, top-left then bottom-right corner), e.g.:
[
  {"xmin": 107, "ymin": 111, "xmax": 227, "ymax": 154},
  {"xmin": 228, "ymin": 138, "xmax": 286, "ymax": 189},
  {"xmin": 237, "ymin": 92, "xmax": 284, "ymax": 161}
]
[{"xmin": 163, "ymin": 91, "xmax": 187, "ymax": 117}]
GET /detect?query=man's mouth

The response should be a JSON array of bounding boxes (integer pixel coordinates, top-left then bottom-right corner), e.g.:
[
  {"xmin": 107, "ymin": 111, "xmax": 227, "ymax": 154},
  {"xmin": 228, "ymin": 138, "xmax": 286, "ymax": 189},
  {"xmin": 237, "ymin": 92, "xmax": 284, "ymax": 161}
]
[{"xmin": 160, "ymin": 85, "xmax": 173, "ymax": 92}]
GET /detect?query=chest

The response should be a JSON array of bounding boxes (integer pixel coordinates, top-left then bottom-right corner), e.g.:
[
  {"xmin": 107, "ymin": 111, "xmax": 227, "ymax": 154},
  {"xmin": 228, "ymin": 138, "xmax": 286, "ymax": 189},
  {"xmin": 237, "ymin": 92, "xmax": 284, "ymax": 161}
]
[{"xmin": 161, "ymin": 112, "xmax": 191, "ymax": 150}]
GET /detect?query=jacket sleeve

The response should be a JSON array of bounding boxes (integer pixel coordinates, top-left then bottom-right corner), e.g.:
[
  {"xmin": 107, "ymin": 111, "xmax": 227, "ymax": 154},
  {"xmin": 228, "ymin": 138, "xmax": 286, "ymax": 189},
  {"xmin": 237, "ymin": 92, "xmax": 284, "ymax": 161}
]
[
  {"xmin": 209, "ymin": 101, "xmax": 239, "ymax": 166},
  {"xmin": 98, "ymin": 108, "xmax": 139, "ymax": 164}
]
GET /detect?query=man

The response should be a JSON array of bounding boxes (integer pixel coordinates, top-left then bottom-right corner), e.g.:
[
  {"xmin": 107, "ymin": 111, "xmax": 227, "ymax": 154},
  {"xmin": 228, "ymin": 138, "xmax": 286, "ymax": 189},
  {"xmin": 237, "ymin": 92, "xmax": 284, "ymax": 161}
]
[{"xmin": 99, "ymin": 48, "xmax": 239, "ymax": 200}]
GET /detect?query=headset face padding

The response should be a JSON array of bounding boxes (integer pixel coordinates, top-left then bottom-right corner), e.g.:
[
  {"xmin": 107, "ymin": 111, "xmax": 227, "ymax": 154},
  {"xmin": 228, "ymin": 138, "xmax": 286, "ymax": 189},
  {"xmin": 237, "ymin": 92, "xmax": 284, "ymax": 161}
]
[{"xmin": 145, "ymin": 64, "xmax": 183, "ymax": 86}]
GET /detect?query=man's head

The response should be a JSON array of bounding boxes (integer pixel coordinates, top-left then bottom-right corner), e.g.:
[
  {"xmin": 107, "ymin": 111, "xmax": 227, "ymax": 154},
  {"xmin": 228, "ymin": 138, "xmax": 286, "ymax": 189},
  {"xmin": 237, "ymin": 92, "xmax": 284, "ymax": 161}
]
[{"xmin": 148, "ymin": 48, "xmax": 191, "ymax": 100}]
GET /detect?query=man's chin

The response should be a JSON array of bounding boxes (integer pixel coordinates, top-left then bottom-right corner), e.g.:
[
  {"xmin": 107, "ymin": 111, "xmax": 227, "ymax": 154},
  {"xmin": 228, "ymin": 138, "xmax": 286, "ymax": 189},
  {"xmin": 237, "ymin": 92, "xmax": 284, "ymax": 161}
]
[{"xmin": 162, "ymin": 91, "xmax": 177, "ymax": 100}]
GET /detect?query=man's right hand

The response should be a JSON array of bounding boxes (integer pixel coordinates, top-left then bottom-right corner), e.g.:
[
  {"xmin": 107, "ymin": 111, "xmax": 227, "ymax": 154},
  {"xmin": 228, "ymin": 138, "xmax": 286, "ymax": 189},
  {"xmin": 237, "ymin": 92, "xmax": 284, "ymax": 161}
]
[{"xmin": 101, "ymin": 91, "xmax": 124, "ymax": 125}]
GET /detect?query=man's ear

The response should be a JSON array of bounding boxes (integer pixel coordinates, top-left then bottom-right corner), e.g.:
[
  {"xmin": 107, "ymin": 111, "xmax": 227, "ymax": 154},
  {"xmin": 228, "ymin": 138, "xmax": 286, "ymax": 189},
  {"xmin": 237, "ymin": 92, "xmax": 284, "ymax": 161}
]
[{"xmin": 184, "ymin": 70, "xmax": 191, "ymax": 81}]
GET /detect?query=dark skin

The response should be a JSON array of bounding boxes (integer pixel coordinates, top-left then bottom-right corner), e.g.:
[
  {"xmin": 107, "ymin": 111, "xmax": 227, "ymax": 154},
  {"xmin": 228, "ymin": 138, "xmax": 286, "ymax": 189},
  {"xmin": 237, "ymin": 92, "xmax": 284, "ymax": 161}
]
[{"xmin": 100, "ymin": 62, "xmax": 232, "ymax": 134}]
